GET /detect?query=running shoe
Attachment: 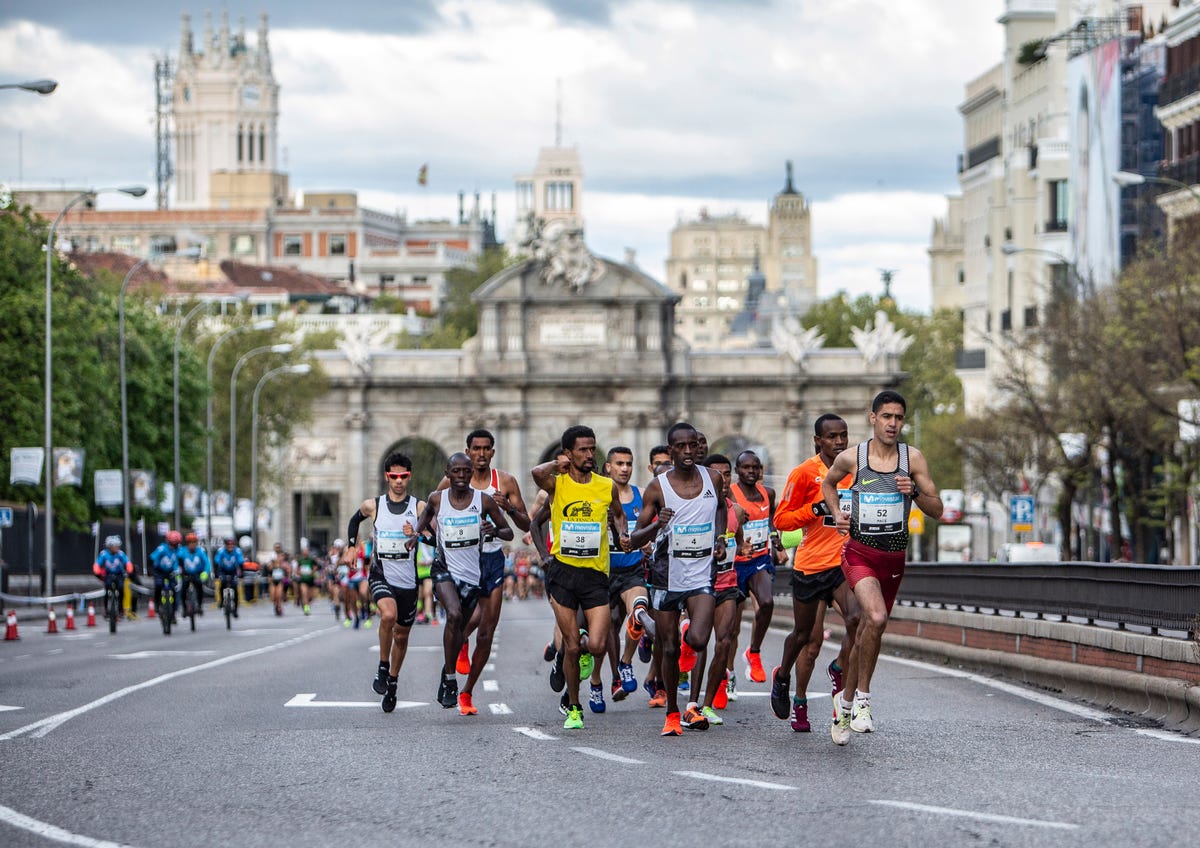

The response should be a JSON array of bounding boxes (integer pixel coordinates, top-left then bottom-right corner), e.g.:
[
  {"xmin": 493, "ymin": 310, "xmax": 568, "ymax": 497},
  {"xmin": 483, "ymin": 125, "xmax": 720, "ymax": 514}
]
[
  {"xmin": 637, "ymin": 633, "xmax": 653, "ymax": 663},
  {"xmin": 382, "ymin": 684, "xmax": 397, "ymax": 714},
  {"xmin": 701, "ymin": 705, "xmax": 724, "ymax": 726},
  {"xmin": 850, "ymin": 699, "xmax": 874, "ymax": 733},
  {"xmin": 563, "ymin": 705, "xmax": 585, "ymax": 730},
  {"xmin": 680, "ymin": 705, "xmax": 709, "ymax": 731},
  {"xmin": 578, "ymin": 630, "xmax": 594, "ymax": 679},
  {"xmin": 744, "ymin": 648, "xmax": 766, "ymax": 683},
  {"xmin": 626, "ymin": 596, "xmax": 648, "ymax": 640},
  {"xmin": 611, "ymin": 681, "xmax": 626, "ymax": 701},
  {"xmin": 679, "ymin": 672, "xmax": 690, "ymax": 692},
  {"xmin": 790, "ymin": 701, "xmax": 811, "ymax": 732},
  {"xmin": 769, "ymin": 666, "xmax": 791, "ymax": 720},
  {"xmin": 588, "ymin": 684, "xmax": 606, "ymax": 714},
  {"xmin": 550, "ymin": 649, "xmax": 566, "ymax": 693},
  {"xmin": 661, "ymin": 711, "xmax": 683, "ymax": 736},
  {"xmin": 679, "ymin": 621, "xmax": 696, "ymax": 673},
  {"xmin": 458, "ymin": 692, "xmax": 478, "ymax": 716},
  {"xmin": 373, "ymin": 664, "xmax": 389, "ymax": 696},
  {"xmin": 363, "ymin": 618, "xmax": 372, "ymax": 629},
  {"xmin": 643, "ymin": 677, "xmax": 658, "ymax": 699},
  {"xmin": 439, "ymin": 675, "xmax": 458, "ymax": 709},
  {"xmin": 543, "ymin": 642, "xmax": 557, "ymax": 663},
  {"xmin": 436, "ymin": 675, "xmax": 447, "ymax": 707},
  {"xmin": 303, "ymin": 604, "xmax": 311, "ymax": 616},
  {"xmin": 617, "ymin": 662, "xmax": 637, "ymax": 693},
  {"xmin": 456, "ymin": 642, "xmax": 471, "ymax": 676},
  {"xmin": 713, "ymin": 675, "xmax": 729, "ymax": 710},
  {"xmin": 725, "ymin": 671, "xmax": 738, "ymax": 702},
  {"xmin": 648, "ymin": 687, "xmax": 667, "ymax": 708},
  {"xmin": 559, "ymin": 690, "xmax": 570, "ymax": 715},
  {"xmin": 827, "ymin": 659, "xmax": 844, "ymax": 698},
  {"xmin": 830, "ymin": 691, "xmax": 851, "ymax": 746}
]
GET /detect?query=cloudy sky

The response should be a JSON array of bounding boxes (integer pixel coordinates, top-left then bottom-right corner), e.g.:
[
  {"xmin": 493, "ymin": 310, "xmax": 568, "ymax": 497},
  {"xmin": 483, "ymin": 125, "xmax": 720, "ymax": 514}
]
[{"xmin": 0, "ymin": 0, "xmax": 1005, "ymax": 311}]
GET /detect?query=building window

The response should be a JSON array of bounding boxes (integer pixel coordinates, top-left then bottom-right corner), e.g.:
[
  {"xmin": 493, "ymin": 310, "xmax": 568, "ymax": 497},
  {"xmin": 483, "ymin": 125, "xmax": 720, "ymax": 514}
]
[
  {"xmin": 283, "ymin": 235, "xmax": 303, "ymax": 256},
  {"xmin": 690, "ymin": 278, "xmax": 709, "ymax": 291},
  {"xmin": 717, "ymin": 296, "xmax": 739, "ymax": 312},
  {"xmin": 412, "ymin": 276, "xmax": 428, "ymax": 287},
  {"xmin": 328, "ymin": 234, "xmax": 347, "ymax": 256},
  {"xmin": 544, "ymin": 181, "xmax": 574, "ymax": 212},
  {"xmin": 380, "ymin": 274, "xmax": 395, "ymax": 291},
  {"xmin": 717, "ymin": 279, "xmax": 740, "ymax": 292},
  {"xmin": 231, "ymin": 234, "xmax": 256, "ymax": 255},
  {"xmin": 113, "ymin": 235, "xmax": 139, "ymax": 253},
  {"xmin": 516, "ymin": 181, "xmax": 533, "ymax": 211},
  {"xmin": 1047, "ymin": 180, "xmax": 1069, "ymax": 232},
  {"xmin": 693, "ymin": 296, "xmax": 710, "ymax": 308},
  {"xmin": 150, "ymin": 235, "xmax": 177, "ymax": 254}
]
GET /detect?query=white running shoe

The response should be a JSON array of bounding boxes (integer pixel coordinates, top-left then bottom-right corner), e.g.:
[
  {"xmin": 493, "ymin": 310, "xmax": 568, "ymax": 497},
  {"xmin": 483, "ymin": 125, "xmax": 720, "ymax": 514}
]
[
  {"xmin": 850, "ymin": 699, "xmax": 874, "ymax": 733},
  {"xmin": 830, "ymin": 692, "xmax": 852, "ymax": 746}
]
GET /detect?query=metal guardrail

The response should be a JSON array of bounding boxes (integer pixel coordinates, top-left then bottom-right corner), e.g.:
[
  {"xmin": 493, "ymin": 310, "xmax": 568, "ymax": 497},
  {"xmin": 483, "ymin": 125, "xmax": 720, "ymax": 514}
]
[{"xmin": 898, "ymin": 562, "xmax": 1200, "ymax": 637}]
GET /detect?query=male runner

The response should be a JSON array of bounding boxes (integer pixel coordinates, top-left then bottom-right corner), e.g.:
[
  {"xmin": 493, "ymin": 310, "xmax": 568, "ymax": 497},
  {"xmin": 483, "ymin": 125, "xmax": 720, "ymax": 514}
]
[
  {"xmin": 439, "ymin": 430, "xmax": 530, "ymax": 709},
  {"xmin": 730, "ymin": 450, "xmax": 779, "ymax": 683},
  {"xmin": 770, "ymin": 413, "xmax": 861, "ymax": 731},
  {"xmin": 295, "ymin": 543, "xmax": 317, "ymax": 615},
  {"xmin": 636, "ymin": 446, "xmax": 670, "ymax": 702},
  {"xmin": 630, "ymin": 422, "xmax": 727, "ymax": 736},
  {"xmin": 531, "ymin": 426, "xmax": 629, "ymax": 730},
  {"xmin": 411, "ymin": 452, "xmax": 512, "ymax": 711},
  {"xmin": 346, "ymin": 451, "xmax": 427, "ymax": 713},
  {"xmin": 822, "ymin": 390, "xmax": 942, "ymax": 744}
]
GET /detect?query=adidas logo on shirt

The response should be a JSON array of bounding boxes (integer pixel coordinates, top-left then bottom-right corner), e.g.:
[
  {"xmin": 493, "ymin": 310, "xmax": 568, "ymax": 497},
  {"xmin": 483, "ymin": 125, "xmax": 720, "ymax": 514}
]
[{"xmin": 702, "ymin": 490, "xmax": 715, "ymax": 498}]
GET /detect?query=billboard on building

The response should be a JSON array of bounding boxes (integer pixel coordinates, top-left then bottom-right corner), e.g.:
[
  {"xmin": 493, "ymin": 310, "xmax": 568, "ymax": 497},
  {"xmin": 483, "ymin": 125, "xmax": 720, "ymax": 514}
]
[{"xmin": 1068, "ymin": 39, "xmax": 1122, "ymax": 289}]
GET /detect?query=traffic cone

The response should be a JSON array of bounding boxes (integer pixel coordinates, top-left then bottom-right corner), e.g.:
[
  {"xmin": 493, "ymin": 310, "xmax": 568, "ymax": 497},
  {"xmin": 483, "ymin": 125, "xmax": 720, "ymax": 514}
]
[
  {"xmin": 65, "ymin": 606, "xmax": 76, "ymax": 630},
  {"xmin": 147, "ymin": 598, "xmax": 156, "ymax": 619},
  {"xmin": 4, "ymin": 610, "xmax": 17, "ymax": 641},
  {"xmin": 47, "ymin": 608, "xmax": 58, "ymax": 634},
  {"xmin": 86, "ymin": 604, "xmax": 96, "ymax": 627}
]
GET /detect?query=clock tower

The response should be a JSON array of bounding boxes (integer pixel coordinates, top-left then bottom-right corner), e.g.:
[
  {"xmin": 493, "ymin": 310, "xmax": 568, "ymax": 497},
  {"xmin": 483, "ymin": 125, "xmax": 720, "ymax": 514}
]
[{"xmin": 173, "ymin": 10, "xmax": 288, "ymax": 210}]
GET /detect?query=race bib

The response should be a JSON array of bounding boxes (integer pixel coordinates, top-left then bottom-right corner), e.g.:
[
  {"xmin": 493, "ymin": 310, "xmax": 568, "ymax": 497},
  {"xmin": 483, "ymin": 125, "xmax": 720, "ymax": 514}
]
[
  {"xmin": 271, "ymin": 568, "xmax": 285, "ymax": 581},
  {"xmin": 442, "ymin": 515, "xmax": 481, "ymax": 549},
  {"xmin": 744, "ymin": 518, "xmax": 770, "ymax": 552},
  {"xmin": 858, "ymin": 491, "xmax": 904, "ymax": 534},
  {"xmin": 299, "ymin": 563, "xmax": 313, "ymax": 576},
  {"xmin": 672, "ymin": 522, "xmax": 713, "ymax": 559},
  {"xmin": 718, "ymin": 534, "xmax": 736, "ymax": 572},
  {"xmin": 376, "ymin": 529, "xmax": 410, "ymax": 559},
  {"xmin": 336, "ymin": 565, "xmax": 350, "ymax": 579},
  {"xmin": 825, "ymin": 490, "xmax": 853, "ymax": 527},
  {"xmin": 561, "ymin": 521, "xmax": 602, "ymax": 558}
]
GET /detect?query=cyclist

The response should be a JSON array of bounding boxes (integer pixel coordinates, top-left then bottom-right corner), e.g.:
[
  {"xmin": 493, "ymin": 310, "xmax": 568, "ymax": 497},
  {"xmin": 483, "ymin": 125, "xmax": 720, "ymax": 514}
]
[
  {"xmin": 213, "ymin": 537, "xmax": 245, "ymax": 618},
  {"xmin": 93, "ymin": 535, "xmax": 133, "ymax": 620},
  {"xmin": 178, "ymin": 532, "xmax": 211, "ymax": 616},
  {"xmin": 149, "ymin": 531, "xmax": 183, "ymax": 624}
]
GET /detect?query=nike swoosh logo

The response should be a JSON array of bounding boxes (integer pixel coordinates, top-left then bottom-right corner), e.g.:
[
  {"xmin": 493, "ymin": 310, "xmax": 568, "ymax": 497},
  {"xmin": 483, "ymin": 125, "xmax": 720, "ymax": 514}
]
[
  {"xmin": 890, "ymin": 574, "xmax": 900, "ymax": 578},
  {"xmin": 860, "ymin": 478, "xmax": 878, "ymax": 485}
]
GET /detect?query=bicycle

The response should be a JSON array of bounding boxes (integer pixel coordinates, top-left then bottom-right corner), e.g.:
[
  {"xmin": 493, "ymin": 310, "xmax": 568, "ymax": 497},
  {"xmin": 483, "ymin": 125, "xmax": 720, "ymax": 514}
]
[
  {"xmin": 158, "ymin": 581, "xmax": 176, "ymax": 636},
  {"xmin": 104, "ymin": 579, "xmax": 122, "ymax": 634},
  {"xmin": 180, "ymin": 579, "xmax": 198, "ymax": 632},
  {"xmin": 221, "ymin": 577, "xmax": 237, "ymax": 630}
]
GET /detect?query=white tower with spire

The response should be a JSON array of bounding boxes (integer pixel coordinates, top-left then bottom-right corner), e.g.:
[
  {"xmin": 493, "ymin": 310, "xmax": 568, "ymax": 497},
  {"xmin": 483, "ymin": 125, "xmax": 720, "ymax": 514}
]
[{"xmin": 173, "ymin": 10, "xmax": 288, "ymax": 209}]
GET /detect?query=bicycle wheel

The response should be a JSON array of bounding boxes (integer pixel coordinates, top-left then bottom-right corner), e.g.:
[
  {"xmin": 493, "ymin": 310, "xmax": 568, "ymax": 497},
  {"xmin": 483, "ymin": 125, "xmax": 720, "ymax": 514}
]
[
  {"xmin": 160, "ymin": 589, "xmax": 172, "ymax": 636},
  {"xmin": 108, "ymin": 587, "xmax": 118, "ymax": 634},
  {"xmin": 225, "ymin": 588, "xmax": 233, "ymax": 630},
  {"xmin": 184, "ymin": 584, "xmax": 196, "ymax": 632}
]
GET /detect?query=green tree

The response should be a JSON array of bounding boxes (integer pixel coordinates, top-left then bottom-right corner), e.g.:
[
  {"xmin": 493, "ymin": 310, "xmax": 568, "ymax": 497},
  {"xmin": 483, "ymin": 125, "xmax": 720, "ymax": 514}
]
[{"xmin": 409, "ymin": 247, "xmax": 515, "ymax": 349}]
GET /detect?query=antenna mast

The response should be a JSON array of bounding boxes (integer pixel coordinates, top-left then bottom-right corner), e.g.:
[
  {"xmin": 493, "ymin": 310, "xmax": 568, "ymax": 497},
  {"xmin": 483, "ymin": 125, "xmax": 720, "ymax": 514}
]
[{"xmin": 154, "ymin": 55, "xmax": 175, "ymax": 210}]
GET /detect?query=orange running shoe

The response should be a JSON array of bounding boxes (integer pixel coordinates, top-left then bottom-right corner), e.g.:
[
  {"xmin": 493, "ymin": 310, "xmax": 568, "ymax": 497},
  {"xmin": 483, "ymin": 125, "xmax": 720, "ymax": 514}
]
[
  {"xmin": 661, "ymin": 711, "xmax": 683, "ymax": 736},
  {"xmin": 744, "ymin": 647, "xmax": 766, "ymax": 683},
  {"xmin": 458, "ymin": 692, "xmax": 478, "ymax": 716},
  {"xmin": 713, "ymin": 675, "xmax": 729, "ymax": 710},
  {"xmin": 456, "ymin": 641, "xmax": 471, "ymax": 676},
  {"xmin": 679, "ymin": 621, "xmax": 696, "ymax": 673},
  {"xmin": 681, "ymin": 705, "xmax": 709, "ymax": 731},
  {"xmin": 649, "ymin": 688, "xmax": 668, "ymax": 708}
]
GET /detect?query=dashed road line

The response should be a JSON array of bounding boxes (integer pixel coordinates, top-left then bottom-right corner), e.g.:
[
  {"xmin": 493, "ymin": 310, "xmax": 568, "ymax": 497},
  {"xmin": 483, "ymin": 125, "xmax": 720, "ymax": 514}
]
[
  {"xmin": 0, "ymin": 800, "xmax": 140, "ymax": 847},
  {"xmin": 571, "ymin": 746, "xmax": 645, "ymax": 764},
  {"xmin": 671, "ymin": 770, "xmax": 795, "ymax": 791},
  {"xmin": 483, "ymin": 680, "xmax": 499, "ymax": 692},
  {"xmin": 867, "ymin": 800, "xmax": 1079, "ymax": 830},
  {"xmin": 488, "ymin": 703, "xmax": 512, "ymax": 715},
  {"xmin": 513, "ymin": 726, "xmax": 556, "ymax": 740}
]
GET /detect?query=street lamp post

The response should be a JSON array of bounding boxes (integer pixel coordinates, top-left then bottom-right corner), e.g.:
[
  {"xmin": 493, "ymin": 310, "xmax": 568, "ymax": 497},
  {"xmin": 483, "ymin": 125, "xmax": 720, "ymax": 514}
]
[
  {"xmin": 230, "ymin": 343, "xmax": 293, "ymax": 532},
  {"xmin": 174, "ymin": 300, "xmax": 212, "ymax": 526},
  {"xmin": 250, "ymin": 364, "xmax": 310, "ymax": 552},
  {"xmin": 206, "ymin": 318, "xmax": 276, "ymax": 546},
  {"xmin": 0, "ymin": 79, "xmax": 58, "ymax": 95},
  {"xmin": 1113, "ymin": 170, "xmax": 1200, "ymax": 207},
  {"xmin": 119, "ymin": 257, "xmax": 152, "ymax": 554},
  {"xmin": 43, "ymin": 185, "xmax": 145, "ymax": 593}
]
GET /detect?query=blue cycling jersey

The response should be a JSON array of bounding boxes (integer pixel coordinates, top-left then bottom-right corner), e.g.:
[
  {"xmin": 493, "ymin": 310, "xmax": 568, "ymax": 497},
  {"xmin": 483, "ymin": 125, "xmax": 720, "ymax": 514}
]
[
  {"xmin": 150, "ymin": 543, "xmax": 180, "ymax": 577},
  {"xmin": 178, "ymin": 547, "xmax": 210, "ymax": 576},
  {"xmin": 97, "ymin": 550, "xmax": 130, "ymax": 576},
  {"xmin": 213, "ymin": 547, "xmax": 244, "ymax": 574}
]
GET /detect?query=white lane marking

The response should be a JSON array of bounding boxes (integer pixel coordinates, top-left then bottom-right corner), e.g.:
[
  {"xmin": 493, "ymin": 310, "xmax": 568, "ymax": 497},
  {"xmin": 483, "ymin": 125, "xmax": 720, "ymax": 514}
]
[
  {"xmin": 488, "ymin": 703, "xmax": 512, "ymax": 715},
  {"xmin": 513, "ymin": 727, "xmax": 556, "ymax": 740},
  {"xmin": 1135, "ymin": 728, "xmax": 1200, "ymax": 745},
  {"xmin": 61, "ymin": 634, "xmax": 94, "ymax": 640},
  {"xmin": 0, "ymin": 705, "xmax": 23, "ymax": 712},
  {"xmin": 107, "ymin": 650, "xmax": 216, "ymax": 659},
  {"xmin": 367, "ymin": 644, "xmax": 441, "ymax": 652},
  {"xmin": 0, "ymin": 799, "xmax": 139, "ymax": 847},
  {"xmin": 285, "ymin": 693, "xmax": 424, "ymax": 709},
  {"xmin": 234, "ymin": 628, "xmax": 303, "ymax": 636},
  {"xmin": 484, "ymin": 663, "xmax": 496, "ymax": 672},
  {"xmin": 868, "ymin": 800, "xmax": 1079, "ymax": 830},
  {"xmin": 47, "ymin": 649, "xmax": 63, "ymax": 655},
  {"xmin": 0, "ymin": 627, "xmax": 336, "ymax": 741},
  {"xmin": 672, "ymin": 770, "xmax": 795, "ymax": 791},
  {"xmin": 571, "ymin": 746, "xmax": 645, "ymax": 764},
  {"xmin": 729, "ymin": 692, "xmax": 768, "ymax": 697},
  {"xmin": 483, "ymin": 680, "xmax": 499, "ymax": 692}
]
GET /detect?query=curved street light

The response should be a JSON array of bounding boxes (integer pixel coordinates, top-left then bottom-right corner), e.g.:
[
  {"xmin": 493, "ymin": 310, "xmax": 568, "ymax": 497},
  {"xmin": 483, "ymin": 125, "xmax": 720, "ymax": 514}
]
[
  {"xmin": 251, "ymin": 363, "xmax": 311, "ymax": 551},
  {"xmin": 230, "ymin": 343, "xmax": 293, "ymax": 530},
  {"xmin": 205, "ymin": 318, "xmax": 276, "ymax": 545},
  {"xmin": 1113, "ymin": 170, "xmax": 1200, "ymax": 207},
  {"xmin": 43, "ymin": 185, "xmax": 146, "ymax": 592},
  {"xmin": 0, "ymin": 79, "xmax": 58, "ymax": 95}
]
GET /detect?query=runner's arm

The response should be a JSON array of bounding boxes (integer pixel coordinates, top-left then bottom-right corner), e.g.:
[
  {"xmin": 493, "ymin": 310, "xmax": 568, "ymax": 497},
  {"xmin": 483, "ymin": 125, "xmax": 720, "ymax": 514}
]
[
  {"xmin": 407, "ymin": 494, "xmax": 440, "ymax": 551},
  {"xmin": 493, "ymin": 473, "xmax": 531, "ymax": 533},
  {"xmin": 481, "ymin": 494, "xmax": 515, "ymax": 543},
  {"xmin": 821, "ymin": 450, "xmax": 855, "ymax": 529},
  {"xmin": 904, "ymin": 448, "xmax": 944, "ymax": 520},
  {"xmin": 529, "ymin": 496, "xmax": 552, "ymax": 562},
  {"xmin": 628, "ymin": 480, "xmax": 667, "ymax": 550}
]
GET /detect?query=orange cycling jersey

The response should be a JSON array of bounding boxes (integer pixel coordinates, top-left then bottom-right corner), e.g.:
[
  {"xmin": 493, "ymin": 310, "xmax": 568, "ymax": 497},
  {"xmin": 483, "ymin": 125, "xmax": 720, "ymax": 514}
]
[{"xmin": 775, "ymin": 454, "xmax": 850, "ymax": 575}]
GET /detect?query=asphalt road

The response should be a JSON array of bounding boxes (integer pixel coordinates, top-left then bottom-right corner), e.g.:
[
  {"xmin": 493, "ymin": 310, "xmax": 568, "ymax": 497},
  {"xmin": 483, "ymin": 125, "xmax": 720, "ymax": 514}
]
[{"xmin": 1, "ymin": 593, "xmax": 1197, "ymax": 848}]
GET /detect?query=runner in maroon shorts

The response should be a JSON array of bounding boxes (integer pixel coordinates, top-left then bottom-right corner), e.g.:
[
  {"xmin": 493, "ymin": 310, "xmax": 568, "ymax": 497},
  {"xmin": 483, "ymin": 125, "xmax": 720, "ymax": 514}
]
[{"xmin": 820, "ymin": 390, "xmax": 942, "ymax": 744}]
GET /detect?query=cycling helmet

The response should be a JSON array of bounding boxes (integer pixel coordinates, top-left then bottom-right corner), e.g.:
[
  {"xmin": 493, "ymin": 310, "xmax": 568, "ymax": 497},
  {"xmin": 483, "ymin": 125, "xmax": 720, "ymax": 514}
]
[
  {"xmin": 166, "ymin": 530, "xmax": 182, "ymax": 545},
  {"xmin": 184, "ymin": 532, "xmax": 198, "ymax": 544},
  {"xmin": 104, "ymin": 535, "xmax": 121, "ymax": 548}
]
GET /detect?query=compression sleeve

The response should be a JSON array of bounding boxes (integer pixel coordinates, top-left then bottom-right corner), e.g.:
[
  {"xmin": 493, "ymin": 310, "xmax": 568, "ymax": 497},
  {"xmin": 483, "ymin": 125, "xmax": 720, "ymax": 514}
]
[{"xmin": 347, "ymin": 509, "xmax": 367, "ymax": 546}]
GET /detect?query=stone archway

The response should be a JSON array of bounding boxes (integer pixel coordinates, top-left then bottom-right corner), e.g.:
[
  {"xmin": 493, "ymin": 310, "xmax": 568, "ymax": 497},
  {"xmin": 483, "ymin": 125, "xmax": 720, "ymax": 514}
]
[{"xmin": 379, "ymin": 437, "xmax": 450, "ymax": 501}]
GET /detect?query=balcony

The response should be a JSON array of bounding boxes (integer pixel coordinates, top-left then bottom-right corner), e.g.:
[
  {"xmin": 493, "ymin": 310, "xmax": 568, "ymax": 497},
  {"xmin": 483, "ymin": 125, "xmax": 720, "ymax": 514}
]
[
  {"xmin": 1044, "ymin": 217, "xmax": 1068, "ymax": 233},
  {"xmin": 1158, "ymin": 65, "xmax": 1200, "ymax": 111},
  {"xmin": 966, "ymin": 136, "xmax": 1002, "ymax": 170}
]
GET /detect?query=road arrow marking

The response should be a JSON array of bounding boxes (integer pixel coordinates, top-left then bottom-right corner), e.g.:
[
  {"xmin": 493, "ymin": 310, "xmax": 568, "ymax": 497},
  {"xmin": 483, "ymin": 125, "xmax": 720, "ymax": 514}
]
[{"xmin": 285, "ymin": 693, "xmax": 425, "ymax": 709}]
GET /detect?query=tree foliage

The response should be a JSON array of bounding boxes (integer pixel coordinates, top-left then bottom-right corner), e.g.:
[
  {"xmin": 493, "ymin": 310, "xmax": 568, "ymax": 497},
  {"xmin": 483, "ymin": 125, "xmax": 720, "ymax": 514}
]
[{"xmin": 404, "ymin": 247, "xmax": 515, "ymax": 349}]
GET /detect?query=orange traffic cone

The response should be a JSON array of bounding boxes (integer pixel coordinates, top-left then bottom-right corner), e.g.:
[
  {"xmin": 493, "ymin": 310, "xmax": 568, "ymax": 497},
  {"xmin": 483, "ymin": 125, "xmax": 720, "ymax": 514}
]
[
  {"xmin": 147, "ymin": 598, "xmax": 156, "ymax": 619},
  {"xmin": 47, "ymin": 608, "xmax": 58, "ymax": 634},
  {"xmin": 86, "ymin": 604, "xmax": 96, "ymax": 627},
  {"xmin": 65, "ymin": 606, "xmax": 76, "ymax": 630},
  {"xmin": 4, "ymin": 610, "xmax": 18, "ymax": 641}
]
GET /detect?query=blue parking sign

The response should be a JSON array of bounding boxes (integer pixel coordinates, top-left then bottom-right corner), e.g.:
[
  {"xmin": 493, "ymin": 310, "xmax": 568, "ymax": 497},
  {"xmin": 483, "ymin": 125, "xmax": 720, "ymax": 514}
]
[
  {"xmin": 0, "ymin": 507, "xmax": 12, "ymax": 528},
  {"xmin": 1010, "ymin": 495, "xmax": 1034, "ymax": 533}
]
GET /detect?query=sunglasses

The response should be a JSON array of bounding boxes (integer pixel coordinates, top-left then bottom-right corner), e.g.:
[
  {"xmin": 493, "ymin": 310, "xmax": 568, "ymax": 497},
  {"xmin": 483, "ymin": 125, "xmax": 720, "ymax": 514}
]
[{"xmin": 385, "ymin": 471, "xmax": 412, "ymax": 480}]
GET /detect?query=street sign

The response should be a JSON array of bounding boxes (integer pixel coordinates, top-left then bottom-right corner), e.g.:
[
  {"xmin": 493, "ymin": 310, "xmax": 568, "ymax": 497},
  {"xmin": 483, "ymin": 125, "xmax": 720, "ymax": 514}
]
[
  {"xmin": 1010, "ymin": 495, "xmax": 1035, "ymax": 533},
  {"xmin": 0, "ymin": 507, "xmax": 12, "ymax": 528}
]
